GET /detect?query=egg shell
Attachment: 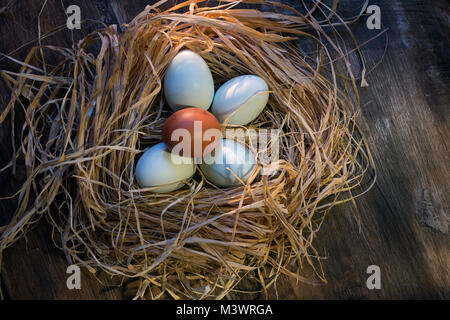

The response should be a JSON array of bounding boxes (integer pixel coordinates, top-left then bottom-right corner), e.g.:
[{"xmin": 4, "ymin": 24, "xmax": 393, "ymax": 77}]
[
  {"xmin": 164, "ymin": 50, "xmax": 215, "ymax": 112},
  {"xmin": 211, "ymin": 75, "xmax": 269, "ymax": 125},
  {"xmin": 200, "ymin": 139, "xmax": 256, "ymax": 187},
  {"xmin": 135, "ymin": 142, "xmax": 195, "ymax": 193},
  {"xmin": 162, "ymin": 108, "xmax": 222, "ymax": 158}
]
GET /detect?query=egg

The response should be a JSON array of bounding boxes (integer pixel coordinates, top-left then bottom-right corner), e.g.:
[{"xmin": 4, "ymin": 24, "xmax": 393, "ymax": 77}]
[
  {"xmin": 211, "ymin": 75, "xmax": 269, "ymax": 125},
  {"xmin": 164, "ymin": 50, "xmax": 215, "ymax": 112},
  {"xmin": 200, "ymin": 139, "xmax": 256, "ymax": 187},
  {"xmin": 162, "ymin": 108, "xmax": 222, "ymax": 158},
  {"xmin": 135, "ymin": 142, "xmax": 195, "ymax": 193}
]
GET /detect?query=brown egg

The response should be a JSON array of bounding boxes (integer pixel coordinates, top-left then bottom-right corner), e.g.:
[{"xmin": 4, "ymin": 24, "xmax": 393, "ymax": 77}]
[{"xmin": 162, "ymin": 108, "xmax": 222, "ymax": 158}]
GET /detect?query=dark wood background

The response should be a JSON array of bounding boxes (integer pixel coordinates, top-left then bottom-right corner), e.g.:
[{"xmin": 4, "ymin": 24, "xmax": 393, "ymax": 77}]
[{"xmin": 0, "ymin": 0, "xmax": 448, "ymax": 299}]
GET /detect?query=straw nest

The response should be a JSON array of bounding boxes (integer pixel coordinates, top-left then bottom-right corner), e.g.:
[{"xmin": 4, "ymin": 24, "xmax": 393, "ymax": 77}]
[{"xmin": 0, "ymin": 0, "xmax": 375, "ymax": 299}]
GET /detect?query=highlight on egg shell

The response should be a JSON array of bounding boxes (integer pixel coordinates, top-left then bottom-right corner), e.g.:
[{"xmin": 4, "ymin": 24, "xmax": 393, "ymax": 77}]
[
  {"xmin": 135, "ymin": 142, "xmax": 195, "ymax": 193},
  {"xmin": 211, "ymin": 75, "xmax": 269, "ymax": 126},
  {"xmin": 162, "ymin": 107, "xmax": 222, "ymax": 158},
  {"xmin": 164, "ymin": 50, "xmax": 215, "ymax": 112},
  {"xmin": 200, "ymin": 139, "xmax": 256, "ymax": 187}
]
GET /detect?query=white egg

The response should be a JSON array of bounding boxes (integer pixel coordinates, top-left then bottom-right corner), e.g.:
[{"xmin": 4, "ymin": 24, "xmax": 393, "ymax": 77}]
[
  {"xmin": 211, "ymin": 75, "xmax": 269, "ymax": 125},
  {"xmin": 135, "ymin": 142, "xmax": 195, "ymax": 193},
  {"xmin": 164, "ymin": 50, "xmax": 215, "ymax": 112},
  {"xmin": 200, "ymin": 139, "xmax": 256, "ymax": 187}
]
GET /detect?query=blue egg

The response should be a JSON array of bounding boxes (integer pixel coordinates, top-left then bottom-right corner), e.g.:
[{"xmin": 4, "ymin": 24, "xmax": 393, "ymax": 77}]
[{"xmin": 200, "ymin": 139, "xmax": 256, "ymax": 187}]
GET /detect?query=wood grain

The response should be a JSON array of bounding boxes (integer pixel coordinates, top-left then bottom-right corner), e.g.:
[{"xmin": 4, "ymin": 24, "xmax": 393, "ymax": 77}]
[{"xmin": 0, "ymin": 0, "xmax": 448, "ymax": 299}]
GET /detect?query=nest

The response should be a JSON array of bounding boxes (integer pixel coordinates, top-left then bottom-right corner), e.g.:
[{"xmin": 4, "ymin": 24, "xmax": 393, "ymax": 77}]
[{"xmin": 0, "ymin": 0, "xmax": 375, "ymax": 299}]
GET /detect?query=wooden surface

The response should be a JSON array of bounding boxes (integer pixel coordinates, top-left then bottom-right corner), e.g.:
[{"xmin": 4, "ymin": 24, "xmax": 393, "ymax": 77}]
[{"xmin": 0, "ymin": 0, "xmax": 448, "ymax": 299}]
